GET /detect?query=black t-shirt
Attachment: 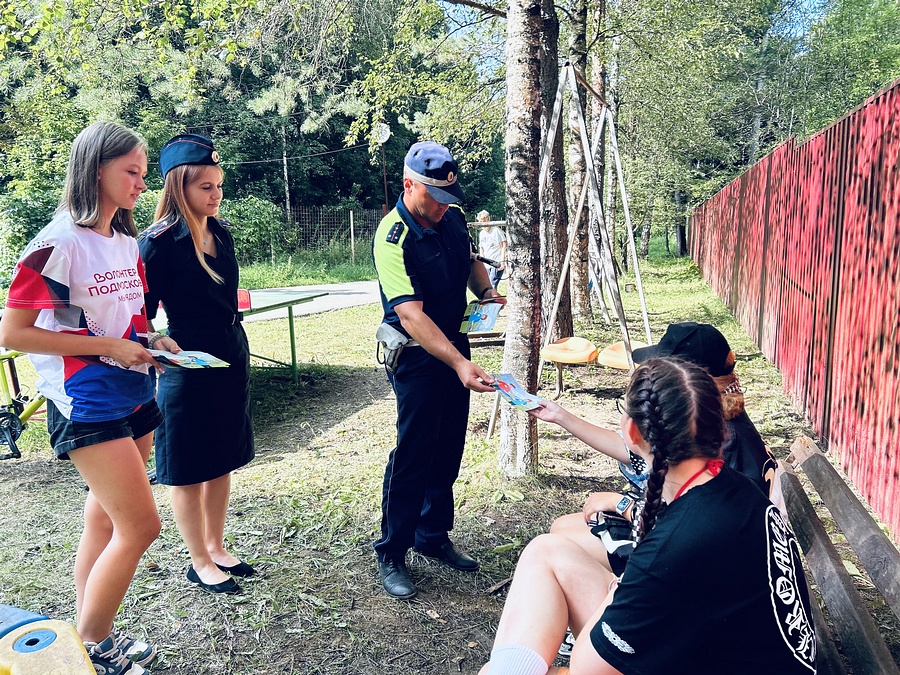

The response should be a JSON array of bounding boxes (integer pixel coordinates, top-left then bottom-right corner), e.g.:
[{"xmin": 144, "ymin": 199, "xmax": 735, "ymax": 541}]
[
  {"xmin": 724, "ymin": 411, "xmax": 772, "ymax": 495},
  {"xmin": 591, "ymin": 466, "xmax": 816, "ymax": 675}
]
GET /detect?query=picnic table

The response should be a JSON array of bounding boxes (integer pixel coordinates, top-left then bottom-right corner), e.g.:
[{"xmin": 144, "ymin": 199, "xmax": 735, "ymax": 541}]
[{"xmin": 241, "ymin": 289, "xmax": 328, "ymax": 384}]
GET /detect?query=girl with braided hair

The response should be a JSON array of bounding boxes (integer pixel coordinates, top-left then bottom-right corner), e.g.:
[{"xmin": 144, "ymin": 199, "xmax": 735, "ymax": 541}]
[
  {"xmin": 479, "ymin": 357, "xmax": 815, "ymax": 675},
  {"xmin": 546, "ymin": 322, "xmax": 781, "ymax": 581}
]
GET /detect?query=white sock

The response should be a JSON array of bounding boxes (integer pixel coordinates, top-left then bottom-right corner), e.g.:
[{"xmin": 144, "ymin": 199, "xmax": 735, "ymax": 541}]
[{"xmin": 487, "ymin": 644, "xmax": 549, "ymax": 675}]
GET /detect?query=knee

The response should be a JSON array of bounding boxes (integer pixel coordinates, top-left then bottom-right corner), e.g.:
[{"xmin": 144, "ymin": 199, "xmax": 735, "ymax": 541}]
[
  {"xmin": 122, "ymin": 512, "xmax": 161, "ymax": 551},
  {"xmin": 517, "ymin": 533, "xmax": 561, "ymax": 567}
]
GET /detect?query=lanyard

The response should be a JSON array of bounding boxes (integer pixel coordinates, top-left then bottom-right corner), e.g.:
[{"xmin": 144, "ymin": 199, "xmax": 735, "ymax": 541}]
[{"xmin": 673, "ymin": 459, "xmax": 724, "ymax": 500}]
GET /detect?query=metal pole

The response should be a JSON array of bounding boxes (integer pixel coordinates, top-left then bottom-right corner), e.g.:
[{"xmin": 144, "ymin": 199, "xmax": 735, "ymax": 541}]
[
  {"xmin": 382, "ymin": 144, "xmax": 389, "ymax": 216},
  {"xmin": 350, "ymin": 210, "xmax": 355, "ymax": 264}
]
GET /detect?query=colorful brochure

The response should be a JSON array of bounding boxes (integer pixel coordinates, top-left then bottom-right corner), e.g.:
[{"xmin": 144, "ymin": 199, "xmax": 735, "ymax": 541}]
[
  {"xmin": 461, "ymin": 299, "xmax": 504, "ymax": 333},
  {"xmin": 149, "ymin": 350, "xmax": 230, "ymax": 369},
  {"xmin": 492, "ymin": 373, "xmax": 546, "ymax": 411}
]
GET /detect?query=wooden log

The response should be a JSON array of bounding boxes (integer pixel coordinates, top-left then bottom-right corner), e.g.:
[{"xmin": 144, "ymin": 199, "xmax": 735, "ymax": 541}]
[
  {"xmin": 802, "ymin": 568, "xmax": 849, "ymax": 675},
  {"xmin": 780, "ymin": 464, "xmax": 900, "ymax": 674},
  {"xmin": 790, "ymin": 436, "xmax": 900, "ymax": 622}
]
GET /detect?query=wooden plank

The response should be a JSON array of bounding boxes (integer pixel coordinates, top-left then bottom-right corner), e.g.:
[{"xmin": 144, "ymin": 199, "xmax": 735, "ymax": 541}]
[
  {"xmin": 790, "ymin": 437, "xmax": 900, "ymax": 622},
  {"xmin": 803, "ymin": 568, "xmax": 849, "ymax": 675},
  {"xmin": 780, "ymin": 465, "xmax": 900, "ymax": 674}
]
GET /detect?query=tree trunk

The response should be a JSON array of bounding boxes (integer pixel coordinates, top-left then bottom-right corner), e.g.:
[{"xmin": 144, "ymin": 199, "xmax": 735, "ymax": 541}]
[
  {"xmin": 567, "ymin": 0, "xmax": 593, "ymax": 324},
  {"xmin": 639, "ymin": 205, "xmax": 652, "ymax": 257},
  {"xmin": 674, "ymin": 190, "xmax": 688, "ymax": 256},
  {"xmin": 539, "ymin": 0, "xmax": 572, "ymax": 344},
  {"xmin": 499, "ymin": 0, "xmax": 542, "ymax": 477}
]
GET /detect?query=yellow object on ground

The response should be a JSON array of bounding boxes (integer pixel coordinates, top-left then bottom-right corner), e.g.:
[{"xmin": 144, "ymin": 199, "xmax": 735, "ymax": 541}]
[
  {"xmin": 0, "ymin": 620, "xmax": 93, "ymax": 675},
  {"xmin": 596, "ymin": 340, "xmax": 648, "ymax": 370}
]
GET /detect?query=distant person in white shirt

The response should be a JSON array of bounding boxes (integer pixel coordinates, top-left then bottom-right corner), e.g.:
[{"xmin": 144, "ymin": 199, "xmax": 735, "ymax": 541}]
[{"xmin": 477, "ymin": 210, "xmax": 507, "ymax": 290}]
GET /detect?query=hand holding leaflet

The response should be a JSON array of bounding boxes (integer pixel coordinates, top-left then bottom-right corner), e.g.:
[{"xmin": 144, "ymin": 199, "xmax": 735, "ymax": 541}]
[
  {"xmin": 461, "ymin": 299, "xmax": 504, "ymax": 333},
  {"xmin": 492, "ymin": 373, "xmax": 547, "ymax": 411},
  {"xmin": 149, "ymin": 349, "xmax": 230, "ymax": 369}
]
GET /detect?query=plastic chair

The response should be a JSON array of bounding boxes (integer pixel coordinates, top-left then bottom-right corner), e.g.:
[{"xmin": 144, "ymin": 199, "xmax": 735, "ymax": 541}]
[
  {"xmin": 596, "ymin": 340, "xmax": 648, "ymax": 371},
  {"xmin": 540, "ymin": 337, "xmax": 599, "ymax": 400}
]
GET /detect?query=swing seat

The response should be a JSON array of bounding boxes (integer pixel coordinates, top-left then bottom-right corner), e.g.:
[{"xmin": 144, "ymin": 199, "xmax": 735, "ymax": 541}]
[
  {"xmin": 540, "ymin": 337, "xmax": 599, "ymax": 400},
  {"xmin": 597, "ymin": 340, "xmax": 648, "ymax": 371}
]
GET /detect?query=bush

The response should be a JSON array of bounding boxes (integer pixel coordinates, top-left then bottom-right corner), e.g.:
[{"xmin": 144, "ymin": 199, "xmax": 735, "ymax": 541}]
[
  {"xmin": 0, "ymin": 191, "xmax": 59, "ymax": 285},
  {"xmin": 220, "ymin": 196, "xmax": 290, "ymax": 265}
]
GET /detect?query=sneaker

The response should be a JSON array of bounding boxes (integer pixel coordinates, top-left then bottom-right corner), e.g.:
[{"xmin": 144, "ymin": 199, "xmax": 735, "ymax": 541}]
[
  {"xmin": 85, "ymin": 633, "xmax": 147, "ymax": 675},
  {"xmin": 113, "ymin": 629, "xmax": 157, "ymax": 668},
  {"xmin": 558, "ymin": 628, "xmax": 576, "ymax": 657}
]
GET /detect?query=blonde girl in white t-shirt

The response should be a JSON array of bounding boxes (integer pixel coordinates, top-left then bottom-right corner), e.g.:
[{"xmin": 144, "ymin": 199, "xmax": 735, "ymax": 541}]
[{"xmin": 0, "ymin": 121, "xmax": 162, "ymax": 674}]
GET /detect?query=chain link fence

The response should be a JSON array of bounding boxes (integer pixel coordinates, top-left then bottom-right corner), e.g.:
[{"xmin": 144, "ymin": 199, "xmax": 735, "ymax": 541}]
[{"xmin": 288, "ymin": 205, "xmax": 382, "ymax": 264}]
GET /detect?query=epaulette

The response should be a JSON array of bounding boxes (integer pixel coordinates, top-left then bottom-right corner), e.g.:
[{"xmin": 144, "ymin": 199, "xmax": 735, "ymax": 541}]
[
  {"xmin": 141, "ymin": 216, "xmax": 178, "ymax": 239},
  {"xmin": 385, "ymin": 221, "xmax": 406, "ymax": 245},
  {"xmin": 449, "ymin": 204, "xmax": 465, "ymax": 216},
  {"xmin": 217, "ymin": 217, "xmax": 234, "ymax": 229}
]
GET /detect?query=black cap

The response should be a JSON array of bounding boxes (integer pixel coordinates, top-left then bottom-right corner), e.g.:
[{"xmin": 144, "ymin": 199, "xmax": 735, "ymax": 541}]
[
  {"xmin": 632, "ymin": 322, "xmax": 734, "ymax": 377},
  {"xmin": 404, "ymin": 141, "xmax": 465, "ymax": 204},
  {"xmin": 159, "ymin": 134, "xmax": 220, "ymax": 178}
]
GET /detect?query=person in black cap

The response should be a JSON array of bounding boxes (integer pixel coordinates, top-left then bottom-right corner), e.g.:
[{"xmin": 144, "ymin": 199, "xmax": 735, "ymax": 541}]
[
  {"xmin": 537, "ymin": 321, "xmax": 778, "ymax": 577},
  {"xmin": 372, "ymin": 141, "xmax": 503, "ymax": 599},
  {"xmin": 480, "ymin": 358, "xmax": 814, "ymax": 675},
  {"xmin": 631, "ymin": 322, "xmax": 775, "ymax": 496},
  {"xmin": 138, "ymin": 134, "xmax": 255, "ymax": 595}
]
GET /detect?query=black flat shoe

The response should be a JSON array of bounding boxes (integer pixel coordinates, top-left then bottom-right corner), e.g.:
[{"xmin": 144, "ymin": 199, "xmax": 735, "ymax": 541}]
[
  {"xmin": 378, "ymin": 557, "xmax": 417, "ymax": 600},
  {"xmin": 415, "ymin": 541, "xmax": 479, "ymax": 572},
  {"xmin": 216, "ymin": 561, "xmax": 255, "ymax": 578},
  {"xmin": 186, "ymin": 565, "xmax": 242, "ymax": 594}
]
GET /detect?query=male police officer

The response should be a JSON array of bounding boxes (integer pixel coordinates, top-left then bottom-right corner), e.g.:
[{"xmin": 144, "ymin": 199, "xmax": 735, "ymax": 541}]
[{"xmin": 372, "ymin": 141, "xmax": 503, "ymax": 599}]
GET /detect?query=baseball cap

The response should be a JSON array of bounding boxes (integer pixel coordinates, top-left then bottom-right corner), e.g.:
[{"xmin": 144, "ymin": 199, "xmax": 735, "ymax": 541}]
[
  {"xmin": 632, "ymin": 322, "xmax": 735, "ymax": 377},
  {"xmin": 159, "ymin": 134, "xmax": 220, "ymax": 178},
  {"xmin": 404, "ymin": 141, "xmax": 465, "ymax": 204}
]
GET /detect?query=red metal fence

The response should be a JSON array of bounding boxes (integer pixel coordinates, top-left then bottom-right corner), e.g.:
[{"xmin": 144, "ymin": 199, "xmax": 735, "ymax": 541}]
[{"xmin": 691, "ymin": 78, "xmax": 900, "ymax": 538}]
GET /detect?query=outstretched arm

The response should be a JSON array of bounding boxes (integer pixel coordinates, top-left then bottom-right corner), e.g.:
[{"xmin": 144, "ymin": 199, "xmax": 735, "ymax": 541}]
[{"xmin": 528, "ymin": 400, "xmax": 630, "ymax": 464}]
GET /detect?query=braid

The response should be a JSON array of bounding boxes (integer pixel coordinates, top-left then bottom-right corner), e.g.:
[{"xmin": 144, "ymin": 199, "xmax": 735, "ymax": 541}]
[{"xmin": 626, "ymin": 356, "xmax": 726, "ymax": 541}]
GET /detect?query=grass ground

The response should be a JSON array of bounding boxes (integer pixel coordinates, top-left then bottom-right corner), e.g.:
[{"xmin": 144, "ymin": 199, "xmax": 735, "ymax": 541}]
[{"xmin": 0, "ymin": 255, "xmax": 896, "ymax": 672}]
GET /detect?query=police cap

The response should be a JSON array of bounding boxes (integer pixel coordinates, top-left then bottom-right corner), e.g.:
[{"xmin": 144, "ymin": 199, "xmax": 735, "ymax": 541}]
[
  {"xmin": 404, "ymin": 141, "xmax": 465, "ymax": 204},
  {"xmin": 159, "ymin": 134, "xmax": 220, "ymax": 178}
]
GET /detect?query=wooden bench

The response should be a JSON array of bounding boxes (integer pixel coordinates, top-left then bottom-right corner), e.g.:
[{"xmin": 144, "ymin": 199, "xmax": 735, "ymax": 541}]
[{"xmin": 780, "ymin": 437, "xmax": 900, "ymax": 674}]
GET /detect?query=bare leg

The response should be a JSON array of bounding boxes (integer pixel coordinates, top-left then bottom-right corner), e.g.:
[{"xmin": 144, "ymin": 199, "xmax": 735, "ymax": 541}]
[
  {"xmin": 74, "ymin": 433, "xmax": 153, "ymax": 620},
  {"xmin": 488, "ymin": 534, "xmax": 614, "ymax": 667},
  {"xmin": 549, "ymin": 513, "xmax": 613, "ymax": 571},
  {"xmin": 70, "ymin": 436, "xmax": 160, "ymax": 643},
  {"xmin": 171, "ymin": 482, "xmax": 231, "ymax": 585},
  {"xmin": 201, "ymin": 473, "xmax": 241, "ymax": 568}
]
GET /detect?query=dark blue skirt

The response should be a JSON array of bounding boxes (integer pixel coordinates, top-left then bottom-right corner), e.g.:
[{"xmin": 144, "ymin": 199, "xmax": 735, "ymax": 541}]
[{"xmin": 154, "ymin": 323, "xmax": 255, "ymax": 485}]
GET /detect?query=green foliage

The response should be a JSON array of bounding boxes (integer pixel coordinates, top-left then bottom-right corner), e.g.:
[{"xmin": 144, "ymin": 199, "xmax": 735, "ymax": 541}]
[
  {"xmin": 220, "ymin": 195, "xmax": 291, "ymax": 265},
  {"xmin": 238, "ymin": 252, "xmax": 375, "ymax": 289},
  {"xmin": 0, "ymin": 190, "xmax": 58, "ymax": 284}
]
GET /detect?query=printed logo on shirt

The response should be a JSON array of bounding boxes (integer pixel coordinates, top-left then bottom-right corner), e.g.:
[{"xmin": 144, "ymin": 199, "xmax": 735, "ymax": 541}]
[
  {"xmin": 766, "ymin": 506, "xmax": 816, "ymax": 670},
  {"xmin": 601, "ymin": 622, "xmax": 635, "ymax": 654}
]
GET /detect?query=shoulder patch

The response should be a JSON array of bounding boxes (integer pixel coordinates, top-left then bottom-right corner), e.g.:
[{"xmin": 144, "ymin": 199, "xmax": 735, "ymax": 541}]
[
  {"xmin": 141, "ymin": 217, "xmax": 177, "ymax": 240},
  {"xmin": 385, "ymin": 222, "xmax": 406, "ymax": 245}
]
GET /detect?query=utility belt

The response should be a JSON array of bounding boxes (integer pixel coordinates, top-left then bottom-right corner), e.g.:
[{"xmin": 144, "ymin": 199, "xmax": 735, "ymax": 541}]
[
  {"xmin": 375, "ymin": 323, "xmax": 412, "ymax": 374},
  {"xmin": 376, "ymin": 323, "xmax": 460, "ymax": 374}
]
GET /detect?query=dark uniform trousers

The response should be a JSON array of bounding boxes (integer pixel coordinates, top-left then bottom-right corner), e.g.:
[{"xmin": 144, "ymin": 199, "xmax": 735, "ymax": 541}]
[{"xmin": 374, "ymin": 338, "xmax": 471, "ymax": 561}]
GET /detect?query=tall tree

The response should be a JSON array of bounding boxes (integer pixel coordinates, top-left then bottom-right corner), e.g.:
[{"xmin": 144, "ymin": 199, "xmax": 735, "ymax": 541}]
[
  {"xmin": 566, "ymin": 0, "xmax": 593, "ymax": 323},
  {"xmin": 499, "ymin": 0, "xmax": 542, "ymax": 476},
  {"xmin": 539, "ymin": 0, "xmax": 573, "ymax": 343}
]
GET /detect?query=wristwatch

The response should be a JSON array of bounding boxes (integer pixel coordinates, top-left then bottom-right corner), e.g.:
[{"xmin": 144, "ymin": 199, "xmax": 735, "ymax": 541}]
[{"xmin": 615, "ymin": 495, "xmax": 634, "ymax": 517}]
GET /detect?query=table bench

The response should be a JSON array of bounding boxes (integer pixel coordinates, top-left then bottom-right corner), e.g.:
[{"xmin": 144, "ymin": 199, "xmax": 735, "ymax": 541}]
[{"xmin": 780, "ymin": 436, "xmax": 900, "ymax": 674}]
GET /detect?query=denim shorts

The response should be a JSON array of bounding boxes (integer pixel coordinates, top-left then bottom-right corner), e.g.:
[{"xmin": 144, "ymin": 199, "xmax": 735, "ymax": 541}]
[{"xmin": 47, "ymin": 399, "xmax": 163, "ymax": 460}]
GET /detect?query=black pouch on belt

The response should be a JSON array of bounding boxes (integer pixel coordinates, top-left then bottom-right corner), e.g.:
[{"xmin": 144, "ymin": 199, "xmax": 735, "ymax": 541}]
[{"xmin": 376, "ymin": 322, "xmax": 410, "ymax": 375}]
